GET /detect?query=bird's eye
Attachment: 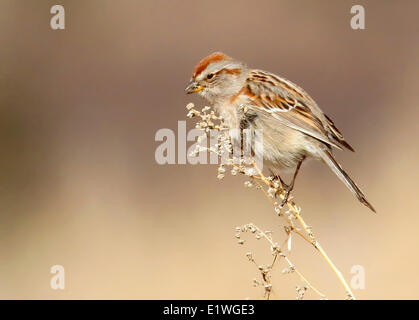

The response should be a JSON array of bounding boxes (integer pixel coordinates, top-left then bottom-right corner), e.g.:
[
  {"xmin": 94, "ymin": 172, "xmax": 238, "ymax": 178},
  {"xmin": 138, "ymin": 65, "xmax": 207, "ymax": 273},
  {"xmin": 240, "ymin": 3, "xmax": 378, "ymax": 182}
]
[{"xmin": 206, "ymin": 73, "xmax": 214, "ymax": 80}]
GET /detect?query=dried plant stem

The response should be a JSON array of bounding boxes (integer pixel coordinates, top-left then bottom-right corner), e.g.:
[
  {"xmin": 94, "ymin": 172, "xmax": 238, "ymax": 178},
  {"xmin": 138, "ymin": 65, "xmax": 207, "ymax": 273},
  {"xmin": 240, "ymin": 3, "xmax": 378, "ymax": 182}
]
[
  {"xmin": 314, "ymin": 242, "xmax": 355, "ymax": 299},
  {"xmin": 249, "ymin": 224, "xmax": 326, "ymax": 298},
  {"xmin": 251, "ymin": 162, "xmax": 356, "ymax": 300}
]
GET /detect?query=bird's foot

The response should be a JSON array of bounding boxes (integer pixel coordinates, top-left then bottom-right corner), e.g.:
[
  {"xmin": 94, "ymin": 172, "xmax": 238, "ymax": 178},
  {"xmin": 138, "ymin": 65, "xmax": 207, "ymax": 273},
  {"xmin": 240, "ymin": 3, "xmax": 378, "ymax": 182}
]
[{"xmin": 280, "ymin": 187, "xmax": 292, "ymax": 208}]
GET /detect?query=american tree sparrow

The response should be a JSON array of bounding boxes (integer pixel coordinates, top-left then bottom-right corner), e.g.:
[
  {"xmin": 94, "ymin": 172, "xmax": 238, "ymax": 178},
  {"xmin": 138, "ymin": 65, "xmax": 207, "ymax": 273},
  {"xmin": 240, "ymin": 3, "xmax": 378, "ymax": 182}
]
[{"xmin": 185, "ymin": 52, "xmax": 375, "ymax": 212}]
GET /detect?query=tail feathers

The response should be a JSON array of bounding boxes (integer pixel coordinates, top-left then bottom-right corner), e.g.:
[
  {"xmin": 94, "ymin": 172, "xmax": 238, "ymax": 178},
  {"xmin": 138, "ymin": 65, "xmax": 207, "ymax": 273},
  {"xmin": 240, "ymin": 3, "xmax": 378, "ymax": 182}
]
[
  {"xmin": 338, "ymin": 139, "xmax": 355, "ymax": 153},
  {"xmin": 319, "ymin": 149, "xmax": 376, "ymax": 213}
]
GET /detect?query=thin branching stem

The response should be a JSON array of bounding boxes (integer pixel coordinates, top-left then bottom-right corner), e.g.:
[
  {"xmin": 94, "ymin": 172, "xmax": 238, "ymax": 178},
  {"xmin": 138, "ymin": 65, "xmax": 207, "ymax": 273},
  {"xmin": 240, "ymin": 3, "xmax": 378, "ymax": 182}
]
[
  {"xmin": 251, "ymin": 161, "xmax": 356, "ymax": 300},
  {"xmin": 247, "ymin": 223, "xmax": 326, "ymax": 298}
]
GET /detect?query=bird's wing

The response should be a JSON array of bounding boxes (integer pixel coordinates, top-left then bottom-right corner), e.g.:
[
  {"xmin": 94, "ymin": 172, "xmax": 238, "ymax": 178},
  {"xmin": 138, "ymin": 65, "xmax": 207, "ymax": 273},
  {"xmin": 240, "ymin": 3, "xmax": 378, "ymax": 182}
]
[{"xmin": 244, "ymin": 69, "xmax": 354, "ymax": 151}]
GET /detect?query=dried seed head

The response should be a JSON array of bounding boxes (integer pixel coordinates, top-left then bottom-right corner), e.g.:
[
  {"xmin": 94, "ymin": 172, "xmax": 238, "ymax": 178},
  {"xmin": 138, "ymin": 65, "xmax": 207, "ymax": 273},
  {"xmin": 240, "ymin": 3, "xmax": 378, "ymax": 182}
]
[
  {"xmin": 244, "ymin": 181, "xmax": 253, "ymax": 188},
  {"xmin": 267, "ymin": 187, "xmax": 276, "ymax": 198}
]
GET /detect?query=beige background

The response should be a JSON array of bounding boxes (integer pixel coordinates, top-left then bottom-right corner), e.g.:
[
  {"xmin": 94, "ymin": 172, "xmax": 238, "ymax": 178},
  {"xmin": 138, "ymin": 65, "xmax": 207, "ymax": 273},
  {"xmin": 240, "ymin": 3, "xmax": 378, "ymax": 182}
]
[{"xmin": 0, "ymin": 0, "xmax": 418, "ymax": 299}]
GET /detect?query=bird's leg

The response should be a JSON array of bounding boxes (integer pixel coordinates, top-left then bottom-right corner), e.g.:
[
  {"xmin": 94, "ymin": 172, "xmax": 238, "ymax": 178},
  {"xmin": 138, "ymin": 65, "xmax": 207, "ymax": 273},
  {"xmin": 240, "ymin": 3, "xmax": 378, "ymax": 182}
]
[
  {"xmin": 280, "ymin": 156, "xmax": 305, "ymax": 207},
  {"xmin": 268, "ymin": 169, "xmax": 287, "ymax": 190}
]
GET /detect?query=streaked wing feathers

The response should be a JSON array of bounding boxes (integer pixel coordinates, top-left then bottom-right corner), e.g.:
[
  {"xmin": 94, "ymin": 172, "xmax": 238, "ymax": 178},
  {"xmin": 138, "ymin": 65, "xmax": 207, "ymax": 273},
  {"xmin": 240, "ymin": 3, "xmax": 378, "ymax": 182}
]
[{"xmin": 246, "ymin": 70, "xmax": 353, "ymax": 151}]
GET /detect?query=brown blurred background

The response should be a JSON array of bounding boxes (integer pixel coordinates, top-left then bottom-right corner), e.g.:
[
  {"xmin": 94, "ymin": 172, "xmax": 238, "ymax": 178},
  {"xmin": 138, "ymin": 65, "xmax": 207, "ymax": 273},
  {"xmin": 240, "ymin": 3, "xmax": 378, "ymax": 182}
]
[{"xmin": 0, "ymin": 0, "xmax": 418, "ymax": 299}]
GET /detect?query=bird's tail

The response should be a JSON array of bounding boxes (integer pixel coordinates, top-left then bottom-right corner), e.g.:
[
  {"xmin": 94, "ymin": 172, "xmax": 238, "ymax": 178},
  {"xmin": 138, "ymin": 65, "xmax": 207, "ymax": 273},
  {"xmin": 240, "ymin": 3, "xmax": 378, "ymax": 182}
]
[{"xmin": 318, "ymin": 148, "xmax": 376, "ymax": 213}]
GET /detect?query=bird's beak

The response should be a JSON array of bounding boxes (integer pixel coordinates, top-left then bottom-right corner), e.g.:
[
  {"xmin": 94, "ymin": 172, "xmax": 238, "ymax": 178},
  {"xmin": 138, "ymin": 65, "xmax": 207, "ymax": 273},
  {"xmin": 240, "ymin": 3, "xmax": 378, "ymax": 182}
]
[{"xmin": 185, "ymin": 80, "xmax": 203, "ymax": 94}]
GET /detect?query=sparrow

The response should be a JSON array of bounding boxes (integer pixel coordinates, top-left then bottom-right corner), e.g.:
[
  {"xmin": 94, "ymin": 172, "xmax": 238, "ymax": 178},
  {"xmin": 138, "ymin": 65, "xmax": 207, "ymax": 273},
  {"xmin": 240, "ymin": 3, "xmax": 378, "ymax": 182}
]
[{"xmin": 185, "ymin": 52, "xmax": 375, "ymax": 212}]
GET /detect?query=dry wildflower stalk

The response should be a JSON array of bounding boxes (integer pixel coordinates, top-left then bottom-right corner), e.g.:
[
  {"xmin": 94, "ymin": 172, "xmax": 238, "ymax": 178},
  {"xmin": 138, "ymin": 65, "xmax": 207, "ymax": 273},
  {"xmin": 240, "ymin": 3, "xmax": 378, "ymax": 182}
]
[
  {"xmin": 186, "ymin": 102, "xmax": 355, "ymax": 300},
  {"xmin": 236, "ymin": 223, "xmax": 325, "ymax": 299}
]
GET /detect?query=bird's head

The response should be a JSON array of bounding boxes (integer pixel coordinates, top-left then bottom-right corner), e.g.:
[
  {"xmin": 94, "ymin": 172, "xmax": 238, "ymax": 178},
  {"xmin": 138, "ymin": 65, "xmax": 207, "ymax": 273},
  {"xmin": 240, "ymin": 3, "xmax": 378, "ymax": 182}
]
[{"xmin": 185, "ymin": 52, "xmax": 248, "ymax": 104}]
